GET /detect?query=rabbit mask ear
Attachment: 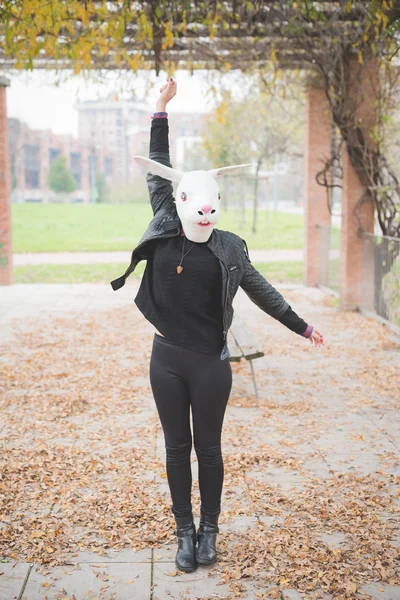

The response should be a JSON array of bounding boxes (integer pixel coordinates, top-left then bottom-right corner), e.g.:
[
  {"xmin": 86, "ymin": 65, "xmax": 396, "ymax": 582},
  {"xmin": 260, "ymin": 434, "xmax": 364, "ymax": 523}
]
[
  {"xmin": 133, "ymin": 156, "xmax": 184, "ymax": 183},
  {"xmin": 208, "ymin": 163, "xmax": 254, "ymax": 178}
]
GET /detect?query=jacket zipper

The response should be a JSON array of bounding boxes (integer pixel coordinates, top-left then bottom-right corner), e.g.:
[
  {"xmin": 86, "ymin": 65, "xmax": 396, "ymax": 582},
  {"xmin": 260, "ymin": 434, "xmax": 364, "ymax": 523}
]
[
  {"xmin": 219, "ymin": 259, "xmax": 230, "ymax": 341},
  {"xmin": 202, "ymin": 244, "xmax": 230, "ymax": 342}
]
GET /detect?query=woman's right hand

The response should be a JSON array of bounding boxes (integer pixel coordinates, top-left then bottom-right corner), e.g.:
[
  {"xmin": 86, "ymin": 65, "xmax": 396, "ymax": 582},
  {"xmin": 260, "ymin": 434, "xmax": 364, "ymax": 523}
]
[{"xmin": 156, "ymin": 77, "xmax": 177, "ymax": 112}]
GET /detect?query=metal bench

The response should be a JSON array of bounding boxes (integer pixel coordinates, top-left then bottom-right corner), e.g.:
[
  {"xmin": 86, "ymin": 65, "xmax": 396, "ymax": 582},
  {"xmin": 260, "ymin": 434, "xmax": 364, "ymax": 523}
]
[{"xmin": 227, "ymin": 314, "xmax": 265, "ymax": 399}]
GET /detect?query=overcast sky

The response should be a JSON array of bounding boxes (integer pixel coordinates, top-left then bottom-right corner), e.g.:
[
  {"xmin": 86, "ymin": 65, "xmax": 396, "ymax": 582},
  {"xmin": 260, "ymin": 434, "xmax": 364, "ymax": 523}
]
[{"xmin": 7, "ymin": 68, "xmax": 249, "ymax": 137}]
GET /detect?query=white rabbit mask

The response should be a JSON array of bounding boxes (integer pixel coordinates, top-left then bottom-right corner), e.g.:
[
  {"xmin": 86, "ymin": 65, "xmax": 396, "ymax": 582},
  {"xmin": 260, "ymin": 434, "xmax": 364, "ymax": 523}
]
[{"xmin": 134, "ymin": 156, "xmax": 253, "ymax": 243}]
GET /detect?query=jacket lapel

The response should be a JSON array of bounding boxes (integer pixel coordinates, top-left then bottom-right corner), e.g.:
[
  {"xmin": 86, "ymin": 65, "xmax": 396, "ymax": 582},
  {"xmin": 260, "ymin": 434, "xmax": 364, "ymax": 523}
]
[{"xmin": 207, "ymin": 230, "xmax": 229, "ymax": 319}]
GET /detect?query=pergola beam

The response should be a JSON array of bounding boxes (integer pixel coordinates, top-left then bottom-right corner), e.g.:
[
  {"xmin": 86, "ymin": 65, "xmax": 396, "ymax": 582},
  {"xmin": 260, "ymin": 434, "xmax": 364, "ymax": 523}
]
[
  {"xmin": 0, "ymin": 0, "xmax": 380, "ymax": 73},
  {"xmin": 0, "ymin": 31, "xmax": 363, "ymax": 72}
]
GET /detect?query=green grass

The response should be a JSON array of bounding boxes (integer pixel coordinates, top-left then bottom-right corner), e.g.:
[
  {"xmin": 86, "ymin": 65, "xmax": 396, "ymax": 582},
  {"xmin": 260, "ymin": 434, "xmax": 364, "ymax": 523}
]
[
  {"xmin": 14, "ymin": 262, "xmax": 146, "ymax": 284},
  {"xmin": 14, "ymin": 261, "xmax": 304, "ymax": 284},
  {"xmin": 12, "ymin": 204, "xmax": 152, "ymax": 253},
  {"xmin": 11, "ymin": 203, "xmax": 341, "ymax": 253},
  {"xmin": 253, "ymin": 261, "xmax": 304, "ymax": 283}
]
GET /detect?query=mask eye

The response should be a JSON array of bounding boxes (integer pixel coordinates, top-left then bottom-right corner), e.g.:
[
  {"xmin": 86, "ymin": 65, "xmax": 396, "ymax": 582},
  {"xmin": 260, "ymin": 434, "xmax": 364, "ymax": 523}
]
[
  {"xmin": 218, "ymin": 192, "xmax": 221, "ymax": 201},
  {"xmin": 181, "ymin": 192, "xmax": 187, "ymax": 202}
]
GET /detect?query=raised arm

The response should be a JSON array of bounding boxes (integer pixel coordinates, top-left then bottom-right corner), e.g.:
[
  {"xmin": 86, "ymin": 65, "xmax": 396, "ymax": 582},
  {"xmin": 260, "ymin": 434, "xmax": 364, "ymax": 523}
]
[{"xmin": 146, "ymin": 77, "xmax": 177, "ymax": 216}]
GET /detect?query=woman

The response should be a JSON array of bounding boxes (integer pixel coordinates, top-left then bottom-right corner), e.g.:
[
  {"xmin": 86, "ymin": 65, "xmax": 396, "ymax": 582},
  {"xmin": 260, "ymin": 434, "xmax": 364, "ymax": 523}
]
[{"xmin": 111, "ymin": 77, "xmax": 324, "ymax": 573}]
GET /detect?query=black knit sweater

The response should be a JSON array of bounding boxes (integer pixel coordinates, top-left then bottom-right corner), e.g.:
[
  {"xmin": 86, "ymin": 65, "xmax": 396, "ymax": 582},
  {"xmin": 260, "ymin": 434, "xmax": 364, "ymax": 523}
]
[{"xmin": 136, "ymin": 233, "xmax": 225, "ymax": 354}]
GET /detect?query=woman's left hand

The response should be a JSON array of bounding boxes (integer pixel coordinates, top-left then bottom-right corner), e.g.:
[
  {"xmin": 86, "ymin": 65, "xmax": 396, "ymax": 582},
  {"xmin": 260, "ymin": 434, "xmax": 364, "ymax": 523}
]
[
  {"xmin": 309, "ymin": 329, "xmax": 324, "ymax": 346},
  {"xmin": 157, "ymin": 77, "xmax": 177, "ymax": 108}
]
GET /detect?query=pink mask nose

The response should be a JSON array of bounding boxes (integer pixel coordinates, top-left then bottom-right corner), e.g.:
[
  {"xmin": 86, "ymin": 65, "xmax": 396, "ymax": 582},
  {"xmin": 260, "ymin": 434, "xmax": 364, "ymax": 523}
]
[{"xmin": 201, "ymin": 205, "xmax": 212, "ymax": 214}]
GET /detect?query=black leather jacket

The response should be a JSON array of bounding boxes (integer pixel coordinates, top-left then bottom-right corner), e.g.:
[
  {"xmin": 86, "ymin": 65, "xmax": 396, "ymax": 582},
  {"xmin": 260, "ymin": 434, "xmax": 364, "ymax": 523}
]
[{"xmin": 110, "ymin": 118, "xmax": 310, "ymax": 347}]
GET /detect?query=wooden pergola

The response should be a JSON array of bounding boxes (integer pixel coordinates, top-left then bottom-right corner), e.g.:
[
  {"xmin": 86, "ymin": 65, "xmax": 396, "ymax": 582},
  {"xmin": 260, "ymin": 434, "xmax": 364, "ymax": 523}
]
[
  {"xmin": 1, "ymin": 1, "xmax": 398, "ymax": 313},
  {"xmin": 1, "ymin": 2, "xmax": 392, "ymax": 72}
]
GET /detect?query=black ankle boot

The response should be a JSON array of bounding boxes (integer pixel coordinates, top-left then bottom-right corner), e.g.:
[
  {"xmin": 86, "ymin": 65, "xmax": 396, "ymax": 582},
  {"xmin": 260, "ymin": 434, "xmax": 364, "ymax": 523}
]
[
  {"xmin": 174, "ymin": 518, "xmax": 198, "ymax": 573},
  {"xmin": 196, "ymin": 511, "xmax": 219, "ymax": 565}
]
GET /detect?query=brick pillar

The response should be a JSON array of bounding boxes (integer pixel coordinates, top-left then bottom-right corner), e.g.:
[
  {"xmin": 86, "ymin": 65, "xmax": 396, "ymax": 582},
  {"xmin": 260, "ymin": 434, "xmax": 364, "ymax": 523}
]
[
  {"xmin": 304, "ymin": 85, "xmax": 332, "ymax": 286},
  {"xmin": 0, "ymin": 77, "xmax": 12, "ymax": 286},
  {"xmin": 340, "ymin": 57, "xmax": 378, "ymax": 311}
]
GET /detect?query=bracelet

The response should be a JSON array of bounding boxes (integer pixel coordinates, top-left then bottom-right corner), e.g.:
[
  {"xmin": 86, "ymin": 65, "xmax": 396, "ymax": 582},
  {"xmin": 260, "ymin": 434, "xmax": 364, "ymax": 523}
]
[
  {"xmin": 152, "ymin": 111, "xmax": 168, "ymax": 119},
  {"xmin": 302, "ymin": 324, "xmax": 314, "ymax": 338}
]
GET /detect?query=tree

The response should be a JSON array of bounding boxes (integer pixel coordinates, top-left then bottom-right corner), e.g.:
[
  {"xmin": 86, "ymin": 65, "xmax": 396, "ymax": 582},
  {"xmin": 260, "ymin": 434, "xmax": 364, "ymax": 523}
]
[
  {"xmin": 95, "ymin": 172, "xmax": 110, "ymax": 203},
  {"xmin": 202, "ymin": 87, "xmax": 303, "ymax": 232},
  {"xmin": 48, "ymin": 155, "xmax": 77, "ymax": 194}
]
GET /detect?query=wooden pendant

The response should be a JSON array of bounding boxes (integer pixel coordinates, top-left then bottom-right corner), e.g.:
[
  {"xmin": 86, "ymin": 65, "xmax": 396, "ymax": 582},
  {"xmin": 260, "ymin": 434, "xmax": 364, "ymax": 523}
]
[{"xmin": 176, "ymin": 265, "xmax": 184, "ymax": 274}]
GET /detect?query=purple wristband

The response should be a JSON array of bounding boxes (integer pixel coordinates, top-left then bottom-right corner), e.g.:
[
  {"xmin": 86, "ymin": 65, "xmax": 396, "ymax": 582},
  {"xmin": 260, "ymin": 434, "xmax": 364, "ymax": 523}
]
[
  {"xmin": 302, "ymin": 324, "xmax": 314, "ymax": 338},
  {"xmin": 152, "ymin": 112, "xmax": 168, "ymax": 119}
]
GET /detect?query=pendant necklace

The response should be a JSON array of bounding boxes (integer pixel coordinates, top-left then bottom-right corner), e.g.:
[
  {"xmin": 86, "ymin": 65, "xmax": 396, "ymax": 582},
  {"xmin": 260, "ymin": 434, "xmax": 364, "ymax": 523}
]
[{"xmin": 177, "ymin": 235, "xmax": 195, "ymax": 274}]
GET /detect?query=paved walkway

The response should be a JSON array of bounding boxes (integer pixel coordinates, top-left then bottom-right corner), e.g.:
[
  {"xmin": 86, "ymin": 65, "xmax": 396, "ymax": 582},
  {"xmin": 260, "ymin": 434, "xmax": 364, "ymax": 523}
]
[
  {"xmin": 13, "ymin": 249, "xmax": 340, "ymax": 265},
  {"xmin": 0, "ymin": 282, "xmax": 399, "ymax": 599}
]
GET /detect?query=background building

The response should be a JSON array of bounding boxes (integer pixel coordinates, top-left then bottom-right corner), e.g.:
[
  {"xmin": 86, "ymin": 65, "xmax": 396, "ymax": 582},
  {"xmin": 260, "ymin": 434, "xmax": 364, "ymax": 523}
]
[
  {"xmin": 76, "ymin": 97, "xmax": 149, "ymax": 183},
  {"xmin": 9, "ymin": 118, "xmax": 117, "ymax": 203},
  {"xmin": 77, "ymin": 95, "xmax": 210, "ymax": 183},
  {"xmin": 9, "ymin": 99, "xmax": 211, "ymax": 204}
]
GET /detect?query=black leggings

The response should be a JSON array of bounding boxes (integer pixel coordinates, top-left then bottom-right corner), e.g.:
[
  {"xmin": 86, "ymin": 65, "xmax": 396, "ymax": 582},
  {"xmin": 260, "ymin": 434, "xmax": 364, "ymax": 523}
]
[{"xmin": 149, "ymin": 333, "xmax": 232, "ymax": 524}]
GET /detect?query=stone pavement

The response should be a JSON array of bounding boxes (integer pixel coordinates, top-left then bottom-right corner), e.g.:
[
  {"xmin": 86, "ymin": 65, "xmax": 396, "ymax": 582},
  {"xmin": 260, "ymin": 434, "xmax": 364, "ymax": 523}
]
[
  {"xmin": 0, "ymin": 281, "xmax": 399, "ymax": 600},
  {"xmin": 12, "ymin": 249, "xmax": 340, "ymax": 265}
]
